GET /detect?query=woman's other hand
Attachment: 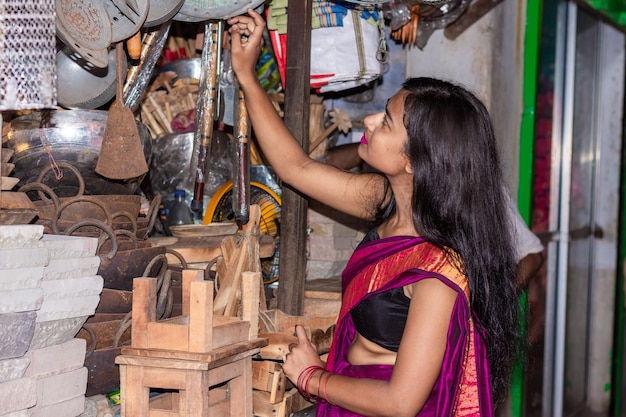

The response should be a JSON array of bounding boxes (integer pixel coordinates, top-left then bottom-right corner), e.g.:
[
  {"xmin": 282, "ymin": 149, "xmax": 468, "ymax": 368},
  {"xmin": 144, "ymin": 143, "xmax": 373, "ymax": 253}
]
[
  {"xmin": 282, "ymin": 324, "xmax": 325, "ymax": 384},
  {"xmin": 227, "ymin": 8, "xmax": 265, "ymax": 85}
]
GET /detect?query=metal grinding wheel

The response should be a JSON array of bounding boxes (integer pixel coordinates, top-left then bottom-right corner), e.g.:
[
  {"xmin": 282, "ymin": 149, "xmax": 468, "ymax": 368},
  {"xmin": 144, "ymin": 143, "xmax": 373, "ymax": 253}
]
[
  {"xmin": 55, "ymin": 0, "xmax": 112, "ymax": 68},
  {"xmin": 101, "ymin": 0, "xmax": 149, "ymax": 43},
  {"xmin": 56, "ymin": 46, "xmax": 127, "ymax": 110},
  {"xmin": 173, "ymin": 0, "xmax": 265, "ymax": 21}
]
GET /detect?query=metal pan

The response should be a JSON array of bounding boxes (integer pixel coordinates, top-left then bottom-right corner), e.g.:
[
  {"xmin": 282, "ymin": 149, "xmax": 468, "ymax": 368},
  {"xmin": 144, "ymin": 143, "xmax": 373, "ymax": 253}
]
[
  {"xmin": 176, "ymin": 0, "xmax": 265, "ymax": 20},
  {"xmin": 56, "ymin": 47, "xmax": 125, "ymax": 110},
  {"xmin": 102, "ymin": 0, "xmax": 149, "ymax": 43},
  {"xmin": 55, "ymin": 0, "xmax": 112, "ymax": 68},
  {"xmin": 144, "ymin": 0, "xmax": 186, "ymax": 27}
]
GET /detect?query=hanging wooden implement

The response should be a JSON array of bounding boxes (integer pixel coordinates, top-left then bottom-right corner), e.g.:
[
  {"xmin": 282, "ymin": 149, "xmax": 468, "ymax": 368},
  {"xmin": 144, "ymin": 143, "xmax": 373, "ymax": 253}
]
[
  {"xmin": 190, "ymin": 21, "xmax": 222, "ymax": 219},
  {"xmin": 232, "ymin": 86, "xmax": 251, "ymax": 226}
]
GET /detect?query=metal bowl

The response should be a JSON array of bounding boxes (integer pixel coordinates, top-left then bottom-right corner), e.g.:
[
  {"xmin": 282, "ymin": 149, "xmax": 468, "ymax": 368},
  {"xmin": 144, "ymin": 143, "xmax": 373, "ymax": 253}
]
[
  {"xmin": 7, "ymin": 110, "xmax": 152, "ymax": 197},
  {"xmin": 159, "ymin": 58, "xmax": 201, "ymax": 83}
]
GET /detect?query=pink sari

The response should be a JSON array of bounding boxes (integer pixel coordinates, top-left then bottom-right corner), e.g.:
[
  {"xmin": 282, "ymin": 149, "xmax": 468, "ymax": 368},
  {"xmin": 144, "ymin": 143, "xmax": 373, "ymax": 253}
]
[{"xmin": 317, "ymin": 236, "xmax": 493, "ymax": 417}]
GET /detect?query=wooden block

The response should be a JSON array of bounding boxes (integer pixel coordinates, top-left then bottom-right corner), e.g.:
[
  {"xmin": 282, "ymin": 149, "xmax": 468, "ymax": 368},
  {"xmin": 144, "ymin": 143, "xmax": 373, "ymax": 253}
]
[
  {"xmin": 131, "ymin": 278, "xmax": 156, "ymax": 348},
  {"xmin": 211, "ymin": 318, "xmax": 250, "ymax": 350},
  {"xmin": 252, "ymin": 360, "xmax": 281, "ymax": 391},
  {"xmin": 242, "ymin": 271, "xmax": 261, "ymax": 340},
  {"xmin": 253, "ymin": 390, "xmax": 280, "ymax": 417},
  {"xmin": 189, "ymin": 279, "xmax": 213, "ymax": 352},
  {"xmin": 260, "ymin": 309, "xmax": 336, "ymax": 333},
  {"xmin": 252, "ymin": 360, "xmax": 285, "ymax": 404},
  {"xmin": 258, "ymin": 332, "xmax": 298, "ymax": 361},
  {"xmin": 163, "ymin": 234, "xmax": 275, "ymax": 264},
  {"xmin": 147, "ymin": 321, "xmax": 189, "ymax": 351},
  {"xmin": 0, "ymin": 192, "xmax": 36, "ymax": 210},
  {"xmin": 280, "ymin": 388, "xmax": 312, "ymax": 417}
]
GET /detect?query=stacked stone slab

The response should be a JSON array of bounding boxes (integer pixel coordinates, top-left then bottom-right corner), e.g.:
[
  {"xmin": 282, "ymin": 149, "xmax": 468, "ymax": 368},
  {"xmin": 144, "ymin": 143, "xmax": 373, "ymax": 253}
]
[{"xmin": 0, "ymin": 225, "xmax": 103, "ymax": 417}]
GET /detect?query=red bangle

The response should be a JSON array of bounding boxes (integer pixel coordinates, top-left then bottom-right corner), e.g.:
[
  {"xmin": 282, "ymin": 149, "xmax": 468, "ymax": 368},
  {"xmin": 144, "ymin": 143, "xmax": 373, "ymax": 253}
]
[
  {"xmin": 297, "ymin": 365, "xmax": 324, "ymax": 401},
  {"xmin": 321, "ymin": 372, "xmax": 334, "ymax": 403}
]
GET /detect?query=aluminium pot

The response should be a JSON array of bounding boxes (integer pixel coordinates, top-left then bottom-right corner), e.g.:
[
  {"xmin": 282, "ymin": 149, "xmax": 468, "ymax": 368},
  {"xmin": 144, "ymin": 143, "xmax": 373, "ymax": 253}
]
[{"xmin": 7, "ymin": 110, "xmax": 152, "ymax": 197}]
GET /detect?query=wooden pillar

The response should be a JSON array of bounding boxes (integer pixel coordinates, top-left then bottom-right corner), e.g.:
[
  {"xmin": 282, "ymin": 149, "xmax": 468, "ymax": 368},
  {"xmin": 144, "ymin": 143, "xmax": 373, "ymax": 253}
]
[{"xmin": 277, "ymin": 0, "xmax": 312, "ymax": 316}]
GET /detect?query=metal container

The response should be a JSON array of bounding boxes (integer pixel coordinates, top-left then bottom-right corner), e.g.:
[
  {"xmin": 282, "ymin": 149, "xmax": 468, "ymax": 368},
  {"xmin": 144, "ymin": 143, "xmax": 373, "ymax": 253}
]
[
  {"xmin": 7, "ymin": 110, "xmax": 152, "ymax": 196},
  {"xmin": 159, "ymin": 58, "xmax": 201, "ymax": 83}
]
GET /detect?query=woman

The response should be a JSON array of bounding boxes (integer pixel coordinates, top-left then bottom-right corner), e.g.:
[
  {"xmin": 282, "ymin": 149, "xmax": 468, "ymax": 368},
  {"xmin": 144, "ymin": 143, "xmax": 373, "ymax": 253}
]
[{"xmin": 228, "ymin": 9, "xmax": 520, "ymax": 417}]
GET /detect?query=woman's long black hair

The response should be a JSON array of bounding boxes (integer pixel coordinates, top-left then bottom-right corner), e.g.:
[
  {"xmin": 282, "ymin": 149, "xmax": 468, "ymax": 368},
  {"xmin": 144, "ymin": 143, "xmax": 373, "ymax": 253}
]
[{"xmin": 375, "ymin": 77, "xmax": 521, "ymax": 403}]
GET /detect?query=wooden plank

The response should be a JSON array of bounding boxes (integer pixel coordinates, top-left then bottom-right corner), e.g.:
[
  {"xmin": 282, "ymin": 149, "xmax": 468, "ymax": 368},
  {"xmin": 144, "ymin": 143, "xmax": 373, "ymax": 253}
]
[
  {"xmin": 253, "ymin": 390, "xmax": 279, "ymax": 417},
  {"xmin": 269, "ymin": 366, "xmax": 286, "ymax": 404},
  {"xmin": 277, "ymin": 0, "xmax": 312, "ymax": 316},
  {"xmin": 131, "ymin": 278, "xmax": 156, "ymax": 349},
  {"xmin": 147, "ymin": 322, "xmax": 189, "ymax": 351},
  {"xmin": 211, "ymin": 319, "xmax": 250, "ymax": 349},
  {"xmin": 163, "ymin": 234, "xmax": 275, "ymax": 264},
  {"xmin": 189, "ymin": 278, "xmax": 213, "ymax": 352},
  {"xmin": 121, "ymin": 338, "xmax": 268, "ymax": 364},
  {"xmin": 280, "ymin": 388, "xmax": 312, "ymax": 417},
  {"xmin": 242, "ymin": 271, "xmax": 261, "ymax": 340},
  {"xmin": 252, "ymin": 360, "xmax": 282, "ymax": 391}
]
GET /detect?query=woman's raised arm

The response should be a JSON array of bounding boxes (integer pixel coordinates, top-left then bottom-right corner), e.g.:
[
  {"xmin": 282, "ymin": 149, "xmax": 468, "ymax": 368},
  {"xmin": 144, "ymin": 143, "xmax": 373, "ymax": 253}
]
[{"xmin": 227, "ymin": 9, "xmax": 385, "ymax": 219}]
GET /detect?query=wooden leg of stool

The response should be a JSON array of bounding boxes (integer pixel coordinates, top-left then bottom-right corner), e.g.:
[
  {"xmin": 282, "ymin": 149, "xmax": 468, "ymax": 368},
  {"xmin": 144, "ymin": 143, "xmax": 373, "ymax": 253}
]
[
  {"xmin": 228, "ymin": 357, "xmax": 253, "ymax": 417},
  {"xmin": 119, "ymin": 365, "xmax": 127, "ymax": 417},
  {"xmin": 179, "ymin": 369, "xmax": 209, "ymax": 417},
  {"xmin": 124, "ymin": 365, "xmax": 151, "ymax": 417}
]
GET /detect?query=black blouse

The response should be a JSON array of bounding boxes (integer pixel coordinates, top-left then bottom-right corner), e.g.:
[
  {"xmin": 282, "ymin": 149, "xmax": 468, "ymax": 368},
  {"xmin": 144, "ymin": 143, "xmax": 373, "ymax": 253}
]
[{"xmin": 350, "ymin": 229, "xmax": 410, "ymax": 352}]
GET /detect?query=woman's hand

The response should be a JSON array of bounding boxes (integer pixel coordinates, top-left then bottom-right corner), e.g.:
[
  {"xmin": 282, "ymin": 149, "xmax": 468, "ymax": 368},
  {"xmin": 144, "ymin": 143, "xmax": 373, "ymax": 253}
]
[
  {"xmin": 227, "ymin": 8, "xmax": 266, "ymax": 85},
  {"xmin": 282, "ymin": 325, "xmax": 325, "ymax": 384}
]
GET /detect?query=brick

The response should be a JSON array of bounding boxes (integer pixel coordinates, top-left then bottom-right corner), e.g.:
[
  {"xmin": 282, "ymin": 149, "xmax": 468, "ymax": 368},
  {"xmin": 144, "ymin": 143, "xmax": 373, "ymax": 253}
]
[
  {"xmin": 30, "ymin": 317, "xmax": 88, "ymax": 350},
  {"xmin": 0, "ymin": 410, "xmax": 28, "ymax": 417},
  {"xmin": 27, "ymin": 394, "xmax": 84, "ymax": 417},
  {"xmin": 0, "ymin": 248, "xmax": 48, "ymax": 270},
  {"xmin": 34, "ymin": 367, "xmax": 88, "ymax": 407},
  {"xmin": 43, "ymin": 257, "xmax": 100, "ymax": 281},
  {"xmin": 333, "ymin": 222, "xmax": 360, "ymax": 237},
  {"xmin": 333, "ymin": 236, "xmax": 358, "ymax": 251},
  {"xmin": 40, "ymin": 276, "xmax": 103, "ymax": 299},
  {"xmin": 0, "ymin": 377, "xmax": 36, "ymax": 415},
  {"xmin": 40, "ymin": 235, "xmax": 98, "ymax": 260},
  {"xmin": 0, "ymin": 312, "xmax": 36, "ymax": 360},
  {"xmin": 25, "ymin": 339, "xmax": 86, "ymax": 378},
  {"xmin": 308, "ymin": 223, "xmax": 334, "ymax": 237},
  {"xmin": 0, "ymin": 267, "xmax": 44, "ymax": 290},
  {"xmin": 0, "ymin": 357, "xmax": 30, "ymax": 383},
  {"xmin": 0, "ymin": 289, "xmax": 43, "ymax": 314},
  {"xmin": 36, "ymin": 295, "xmax": 100, "ymax": 322},
  {"xmin": 0, "ymin": 226, "xmax": 44, "ymax": 249}
]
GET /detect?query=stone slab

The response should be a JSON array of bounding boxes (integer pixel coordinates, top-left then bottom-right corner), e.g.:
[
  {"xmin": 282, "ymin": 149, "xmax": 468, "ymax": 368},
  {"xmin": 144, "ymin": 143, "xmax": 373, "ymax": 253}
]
[
  {"xmin": 36, "ymin": 295, "xmax": 100, "ymax": 322},
  {"xmin": 0, "ymin": 312, "xmax": 36, "ymax": 360},
  {"xmin": 0, "ymin": 357, "xmax": 30, "ymax": 383},
  {"xmin": 43, "ymin": 257, "xmax": 101, "ymax": 281},
  {"xmin": 0, "ymin": 377, "xmax": 36, "ymax": 415},
  {"xmin": 30, "ymin": 316, "xmax": 88, "ymax": 350},
  {"xmin": 34, "ymin": 367, "xmax": 88, "ymax": 407},
  {"xmin": 40, "ymin": 276, "xmax": 103, "ymax": 299},
  {"xmin": 25, "ymin": 339, "xmax": 86, "ymax": 378},
  {"xmin": 0, "ymin": 248, "xmax": 48, "ymax": 270},
  {"xmin": 0, "ymin": 267, "xmax": 44, "ymax": 290},
  {"xmin": 40, "ymin": 235, "xmax": 98, "ymax": 260},
  {"xmin": 0, "ymin": 226, "xmax": 44, "ymax": 249},
  {"xmin": 27, "ymin": 394, "xmax": 85, "ymax": 417},
  {"xmin": 0, "ymin": 289, "xmax": 43, "ymax": 314}
]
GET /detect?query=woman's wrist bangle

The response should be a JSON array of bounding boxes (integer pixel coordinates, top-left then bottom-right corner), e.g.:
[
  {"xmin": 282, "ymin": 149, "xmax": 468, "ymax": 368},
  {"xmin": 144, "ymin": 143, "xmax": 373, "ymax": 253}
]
[
  {"xmin": 296, "ymin": 365, "xmax": 324, "ymax": 401},
  {"xmin": 320, "ymin": 372, "xmax": 334, "ymax": 403}
]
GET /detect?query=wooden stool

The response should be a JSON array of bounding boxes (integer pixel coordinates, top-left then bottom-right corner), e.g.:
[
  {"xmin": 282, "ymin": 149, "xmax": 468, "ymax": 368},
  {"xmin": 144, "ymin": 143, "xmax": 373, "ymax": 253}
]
[
  {"xmin": 117, "ymin": 339, "xmax": 267, "ymax": 416},
  {"xmin": 115, "ymin": 269, "xmax": 268, "ymax": 416}
]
